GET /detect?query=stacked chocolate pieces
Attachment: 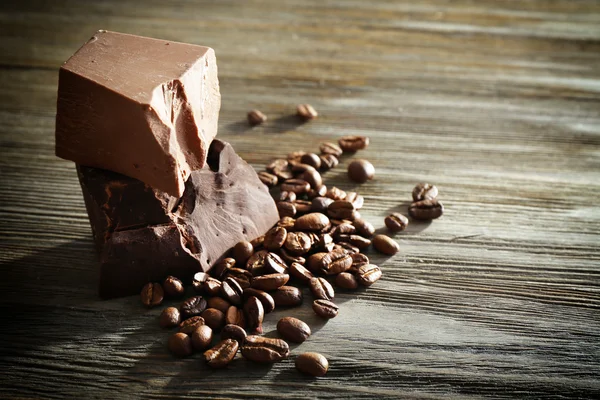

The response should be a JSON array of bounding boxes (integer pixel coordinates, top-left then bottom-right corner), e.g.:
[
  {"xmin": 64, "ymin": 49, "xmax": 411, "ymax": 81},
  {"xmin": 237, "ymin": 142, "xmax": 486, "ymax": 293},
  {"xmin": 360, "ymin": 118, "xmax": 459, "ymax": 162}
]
[{"xmin": 56, "ymin": 31, "xmax": 279, "ymax": 298}]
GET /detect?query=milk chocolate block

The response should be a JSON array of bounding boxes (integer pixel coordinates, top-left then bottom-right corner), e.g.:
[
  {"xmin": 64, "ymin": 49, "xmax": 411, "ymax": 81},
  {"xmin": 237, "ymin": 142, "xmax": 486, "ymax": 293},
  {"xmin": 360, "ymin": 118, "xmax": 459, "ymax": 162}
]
[
  {"xmin": 78, "ymin": 140, "xmax": 279, "ymax": 298},
  {"xmin": 57, "ymin": 30, "xmax": 221, "ymax": 197}
]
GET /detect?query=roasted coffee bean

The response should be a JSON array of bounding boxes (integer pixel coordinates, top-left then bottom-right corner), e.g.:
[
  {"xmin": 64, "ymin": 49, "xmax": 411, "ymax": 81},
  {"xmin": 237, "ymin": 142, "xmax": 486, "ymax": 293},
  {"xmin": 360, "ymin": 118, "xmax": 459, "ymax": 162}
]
[
  {"xmin": 221, "ymin": 277, "xmax": 244, "ymax": 306},
  {"xmin": 225, "ymin": 305, "xmax": 246, "ymax": 328},
  {"xmin": 306, "ymin": 232, "xmax": 320, "ymax": 247},
  {"xmin": 248, "ymin": 109, "xmax": 267, "ymax": 125},
  {"xmin": 310, "ymin": 277, "xmax": 335, "ymax": 300},
  {"xmin": 412, "ymin": 183, "xmax": 438, "ymax": 202},
  {"xmin": 300, "ymin": 153, "xmax": 321, "ymax": 169},
  {"xmin": 264, "ymin": 226, "xmax": 287, "ymax": 251},
  {"xmin": 297, "ymin": 104, "xmax": 318, "ymax": 120},
  {"xmin": 326, "ymin": 186, "xmax": 346, "ymax": 200},
  {"xmin": 357, "ymin": 264, "xmax": 382, "ymax": 286},
  {"xmin": 334, "ymin": 242, "xmax": 360, "ymax": 254},
  {"xmin": 346, "ymin": 192, "xmax": 364, "ymax": 209},
  {"xmin": 347, "ymin": 159, "xmax": 375, "ymax": 183},
  {"xmin": 306, "ymin": 252, "xmax": 327, "ymax": 273},
  {"xmin": 312, "ymin": 299, "xmax": 339, "ymax": 319},
  {"xmin": 277, "ymin": 317, "xmax": 311, "ymax": 343},
  {"xmin": 320, "ymin": 142, "xmax": 343, "ymax": 157},
  {"xmin": 279, "ymin": 190, "xmax": 296, "ymax": 202},
  {"xmin": 409, "ymin": 199, "xmax": 444, "ymax": 220},
  {"xmin": 284, "ymin": 231, "xmax": 312, "ymax": 255},
  {"xmin": 179, "ymin": 316, "xmax": 206, "ymax": 334},
  {"xmin": 246, "ymin": 250, "xmax": 269, "ymax": 276},
  {"xmin": 288, "ymin": 262, "xmax": 314, "ymax": 283},
  {"xmin": 271, "ymin": 286, "xmax": 303, "ymax": 307},
  {"xmin": 250, "ymin": 235, "xmax": 265, "ymax": 249},
  {"xmin": 244, "ymin": 296, "xmax": 264, "ymax": 334},
  {"xmin": 163, "ymin": 276, "xmax": 184, "ymax": 298},
  {"xmin": 212, "ymin": 257, "xmax": 236, "ymax": 280},
  {"xmin": 317, "ymin": 233, "xmax": 335, "ymax": 252},
  {"xmin": 338, "ymin": 135, "xmax": 369, "ymax": 152},
  {"xmin": 293, "ymin": 199, "xmax": 313, "ymax": 215},
  {"xmin": 353, "ymin": 218, "xmax": 375, "ymax": 237},
  {"xmin": 311, "ymin": 197, "xmax": 334, "ymax": 213},
  {"xmin": 233, "ymin": 240, "xmax": 254, "ymax": 265},
  {"xmin": 330, "ymin": 222, "xmax": 356, "ymax": 238},
  {"xmin": 349, "ymin": 253, "xmax": 370, "ymax": 273},
  {"xmin": 295, "ymin": 352, "xmax": 329, "ymax": 377},
  {"xmin": 193, "ymin": 271, "xmax": 209, "ymax": 285},
  {"xmin": 277, "ymin": 216, "xmax": 296, "ymax": 230},
  {"xmin": 308, "ymin": 249, "xmax": 352, "ymax": 275},
  {"xmin": 224, "ymin": 267, "xmax": 252, "ymax": 289},
  {"xmin": 281, "ymin": 179, "xmax": 311, "ymax": 194},
  {"xmin": 159, "ymin": 307, "xmax": 181, "ymax": 328},
  {"xmin": 372, "ymin": 234, "xmax": 400, "ymax": 255},
  {"xmin": 279, "ymin": 248, "xmax": 306, "ymax": 266},
  {"xmin": 319, "ymin": 154, "xmax": 339, "ymax": 171},
  {"xmin": 265, "ymin": 252, "xmax": 288, "ymax": 274},
  {"xmin": 243, "ymin": 288, "xmax": 276, "ymax": 313},
  {"xmin": 180, "ymin": 296, "xmax": 208, "ymax": 319},
  {"xmin": 335, "ymin": 272, "xmax": 359, "ymax": 289},
  {"xmin": 327, "ymin": 200, "xmax": 356, "ymax": 220},
  {"xmin": 266, "ymin": 158, "xmax": 289, "ymax": 174},
  {"xmin": 191, "ymin": 324, "xmax": 213, "ymax": 351},
  {"xmin": 204, "ymin": 339, "xmax": 239, "ymax": 368},
  {"xmin": 290, "ymin": 161, "xmax": 313, "ymax": 174},
  {"xmin": 385, "ymin": 213, "xmax": 409, "ymax": 232},
  {"xmin": 141, "ymin": 282, "xmax": 164, "ymax": 308},
  {"xmin": 300, "ymin": 167, "xmax": 322, "ymax": 190},
  {"xmin": 202, "ymin": 278, "xmax": 222, "ymax": 296},
  {"xmin": 288, "ymin": 151, "xmax": 307, "ymax": 162},
  {"xmin": 221, "ymin": 324, "xmax": 247, "ymax": 345},
  {"xmin": 201, "ymin": 308, "xmax": 226, "ymax": 331},
  {"xmin": 258, "ymin": 171, "xmax": 278, "ymax": 187},
  {"xmin": 277, "ymin": 201, "xmax": 296, "ymax": 218},
  {"xmin": 307, "ymin": 185, "xmax": 328, "ymax": 199},
  {"xmin": 168, "ymin": 332, "xmax": 193, "ymax": 357},
  {"xmin": 241, "ymin": 335, "xmax": 290, "ymax": 363},
  {"xmin": 294, "ymin": 212, "xmax": 330, "ymax": 231},
  {"xmin": 339, "ymin": 234, "xmax": 371, "ymax": 250},
  {"xmin": 251, "ymin": 273, "xmax": 290, "ymax": 291}
]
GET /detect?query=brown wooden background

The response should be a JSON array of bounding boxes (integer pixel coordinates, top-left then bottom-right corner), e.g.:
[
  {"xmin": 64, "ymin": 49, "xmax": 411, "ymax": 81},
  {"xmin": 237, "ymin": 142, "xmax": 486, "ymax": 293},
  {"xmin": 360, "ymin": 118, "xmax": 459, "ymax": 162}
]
[{"xmin": 1, "ymin": 0, "xmax": 599, "ymax": 398}]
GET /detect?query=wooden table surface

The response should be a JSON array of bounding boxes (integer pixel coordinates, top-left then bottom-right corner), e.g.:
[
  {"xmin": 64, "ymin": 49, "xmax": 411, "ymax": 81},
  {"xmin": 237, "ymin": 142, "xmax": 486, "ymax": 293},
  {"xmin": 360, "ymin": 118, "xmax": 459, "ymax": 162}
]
[{"xmin": 1, "ymin": 1, "xmax": 599, "ymax": 398}]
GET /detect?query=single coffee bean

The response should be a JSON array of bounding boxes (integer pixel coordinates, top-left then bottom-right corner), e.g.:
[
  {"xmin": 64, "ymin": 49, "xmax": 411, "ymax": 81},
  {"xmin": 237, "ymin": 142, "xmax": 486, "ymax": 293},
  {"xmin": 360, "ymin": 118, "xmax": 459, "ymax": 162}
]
[
  {"xmin": 225, "ymin": 305, "xmax": 246, "ymax": 328},
  {"xmin": 310, "ymin": 277, "xmax": 335, "ymax": 300},
  {"xmin": 277, "ymin": 201, "xmax": 297, "ymax": 218},
  {"xmin": 281, "ymin": 179, "xmax": 311, "ymax": 194},
  {"xmin": 248, "ymin": 109, "xmax": 267, "ymax": 125},
  {"xmin": 372, "ymin": 234, "xmax": 400, "ymax": 255},
  {"xmin": 264, "ymin": 252, "xmax": 288, "ymax": 274},
  {"xmin": 330, "ymin": 222, "xmax": 356, "ymax": 238},
  {"xmin": 258, "ymin": 171, "xmax": 278, "ymax": 187},
  {"xmin": 327, "ymin": 200, "xmax": 356, "ymax": 220},
  {"xmin": 233, "ymin": 240, "xmax": 254, "ymax": 265},
  {"xmin": 334, "ymin": 242, "xmax": 360, "ymax": 254},
  {"xmin": 308, "ymin": 249, "xmax": 352, "ymax": 275},
  {"xmin": 271, "ymin": 286, "xmax": 303, "ymax": 307},
  {"xmin": 346, "ymin": 192, "xmax": 364, "ymax": 209},
  {"xmin": 279, "ymin": 248, "xmax": 306, "ymax": 266},
  {"xmin": 339, "ymin": 234, "xmax": 371, "ymax": 250},
  {"xmin": 306, "ymin": 252, "xmax": 327, "ymax": 273},
  {"xmin": 277, "ymin": 317, "xmax": 311, "ymax": 343},
  {"xmin": 266, "ymin": 158, "xmax": 289, "ymax": 174},
  {"xmin": 202, "ymin": 278, "xmax": 222, "ymax": 296},
  {"xmin": 244, "ymin": 296, "xmax": 265, "ymax": 334},
  {"xmin": 201, "ymin": 308, "xmax": 226, "ymax": 331},
  {"xmin": 288, "ymin": 150, "xmax": 307, "ymax": 162},
  {"xmin": 312, "ymin": 299, "xmax": 339, "ymax": 319},
  {"xmin": 221, "ymin": 324, "xmax": 247, "ymax": 345},
  {"xmin": 168, "ymin": 332, "xmax": 193, "ymax": 357},
  {"xmin": 385, "ymin": 213, "xmax": 409, "ymax": 232},
  {"xmin": 159, "ymin": 307, "xmax": 181, "ymax": 328},
  {"xmin": 279, "ymin": 190, "xmax": 297, "ymax": 202},
  {"xmin": 294, "ymin": 212, "xmax": 330, "ymax": 232},
  {"xmin": 223, "ymin": 267, "xmax": 252, "ymax": 289},
  {"xmin": 242, "ymin": 288, "xmax": 275, "ymax": 313},
  {"xmin": 212, "ymin": 257, "xmax": 236, "ymax": 280},
  {"xmin": 412, "ymin": 183, "xmax": 438, "ymax": 202},
  {"xmin": 353, "ymin": 218, "xmax": 375, "ymax": 237},
  {"xmin": 349, "ymin": 253, "xmax": 370, "ymax": 273},
  {"xmin": 140, "ymin": 282, "xmax": 164, "ymax": 308},
  {"xmin": 192, "ymin": 272, "xmax": 209, "ymax": 293},
  {"xmin": 409, "ymin": 199, "xmax": 444, "ymax": 220},
  {"xmin": 293, "ymin": 199, "xmax": 313, "ymax": 215},
  {"xmin": 297, "ymin": 104, "xmax": 318, "ymax": 120},
  {"xmin": 325, "ymin": 186, "xmax": 346, "ymax": 200},
  {"xmin": 284, "ymin": 231, "xmax": 312, "ymax": 255},
  {"xmin": 357, "ymin": 264, "xmax": 383, "ymax": 286},
  {"xmin": 338, "ymin": 135, "xmax": 369, "ymax": 152},
  {"xmin": 163, "ymin": 276, "xmax": 184, "ymax": 298},
  {"xmin": 300, "ymin": 167, "xmax": 322, "ymax": 190},
  {"xmin": 319, "ymin": 154, "xmax": 339, "ymax": 171},
  {"xmin": 300, "ymin": 153, "xmax": 321, "ymax": 169},
  {"xmin": 335, "ymin": 272, "xmax": 359, "ymax": 289},
  {"xmin": 288, "ymin": 262, "xmax": 314, "ymax": 283},
  {"xmin": 277, "ymin": 216, "xmax": 296, "ymax": 230},
  {"xmin": 311, "ymin": 197, "xmax": 334, "ymax": 213},
  {"xmin": 264, "ymin": 226, "xmax": 288, "ymax": 251},
  {"xmin": 179, "ymin": 315, "xmax": 206, "ymax": 334},
  {"xmin": 307, "ymin": 185, "xmax": 327, "ymax": 199},
  {"xmin": 295, "ymin": 352, "xmax": 329, "ymax": 377},
  {"xmin": 320, "ymin": 142, "xmax": 343, "ymax": 157},
  {"xmin": 204, "ymin": 339, "xmax": 239, "ymax": 368},
  {"xmin": 246, "ymin": 250, "xmax": 269, "ymax": 276},
  {"xmin": 290, "ymin": 161, "xmax": 313, "ymax": 174},
  {"xmin": 191, "ymin": 324, "xmax": 213, "ymax": 351},
  {"xmin": 221, "ymin": 277, "xmax": 244, "ymax": 306},
  {"xmin": 250, "ymin": 235, "xmax": 265, "ymax": 249},
  {"xmin": 251, "ymin": 273, "xmax": 290, "ymax": 291},
  {"xmin": 317, "ymin": 233, "xmax": 335, "ymax": 252},
  {"xmin": 347, "ymin": 159, "xmax": 375, "ymax": 183},
  {"xmin": 180, "ymin": 296, "xmax": 207, "ymax": 319},
  {"xmin": 241, "ymin": 335, "xmax": 290, "ymax": 363}
]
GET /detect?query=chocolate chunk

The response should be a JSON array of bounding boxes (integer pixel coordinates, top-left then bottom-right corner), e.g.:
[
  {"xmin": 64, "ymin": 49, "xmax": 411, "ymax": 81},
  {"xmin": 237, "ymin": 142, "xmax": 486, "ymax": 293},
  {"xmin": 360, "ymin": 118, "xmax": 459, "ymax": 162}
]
[{"xmin": 56, "ymin": 30, "xmax": 221, "ymax": 197}]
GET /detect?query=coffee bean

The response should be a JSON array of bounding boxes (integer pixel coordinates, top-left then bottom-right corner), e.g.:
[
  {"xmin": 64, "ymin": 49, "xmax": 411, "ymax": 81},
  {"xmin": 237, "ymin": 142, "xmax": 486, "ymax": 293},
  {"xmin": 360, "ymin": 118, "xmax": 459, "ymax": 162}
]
[
  {"xmin": 297, "ymin": 104, "xmax": 318, "ymax": 120},
  {"xmin": 277, "ymin": 317, "xmax": 311, "ymax": 343},
  {"xmin": 168, "ymin": 332, "xmax": 193, "ymax": 357},
  {"xmin": 264, "ymin": 226, "xmax": 288, "ymax": 251},
  {"xmin": 308, "ymin": 249, "xmax": 352, "ymax": 275},
  {"xmin": 202, "ymin": 278, "xmax": 222, "ymax": 297},
  {"xmin": 319, "ymin": 154, "xmax": 339, "ymax": 171},
  {"xmin": 357, "ymin": 264, "xmax": 382, "ymax": 286},
  {"xmin": 264, "ymin": 252, "xmax": 288, "ymax": 274},
  {"xmin": 295, "ymin": 352, "xmax": 329, "ymax": 377},
  {"xmin": 271, "ymin": 286, "xmax": 303, "ymax": 307},
  {"xmin": 287, "ymin": 151, "xmax": 307, "ymax": 162},
  {"xmin": 279, "ymin": 248, "xmax": 306, "ymax": 267},
  {"xmin": 246, "ymin": 250, "xmax": 269, "ymax": 276},
  {"xmin": 307, "ymin": 185, "xmax": 327, "ymax": 199},
  {"xmin": 159, "ymin": 307, "xmax": 181, "ymax": 328},
  {"xmin": 385, "ymin": 213, "xmax": 409, "ymax": 232},
  {"xmin": 193, "ymin": 271, "xmax": 209, "ymax": 284},
  {"xmin": 346, "ymin": 192, "xmax": 364, "ymax": 209},
  {"xmin": 372, "ymin": 234, "xmax": 400, "ymax": 255},
  {"xmin": 327, "ymin": 200, "xmax": 356, "ymax": 220},
  {"xmin": 241, "ymin": 335, "xmax": 290, "ymax": 363},
  {"xmin": 338, "ymin": 234, "xmax": 371, "ymax": 250},
  {"xmin": 223, "ymin": 267, "xmax": 252, "ymax": 289},
  {"xmin": 310, "ymin": 197, "xmax": 334, "ymax": 213},
  {"xmin": 331, "ymin": 222, "xmax": 356, "ymax": 237},
  {"xmin": 335, "ymin": 272, "xmax": 359, "ymax": 289},
  {"xmin": 347, "ymin": 159, "xmax": 375, "ymax": 183},
  {"xmin": 244, "ymin": 296, "xmax": 264, "ymax": 334},
  {"xmin": 300, "ymin": 153, "xmax": 321, "ymax": 169},
  {"xmin": 325, "ymin": 186, "xmax": 347, "ymax": 201},
  {"xmin": 334, "ymin": 242, "xmax": 360, "ymax": 254},
  {"xmin": 204, "ymin": 339, "xmax": 239, "ymax": 368},
  {"xmin": 225, "ymin": 305, "xmax": 246, "ymax": 328},
  {"xmin": 300, "ymin": 167, "xmax": 322, "ymax": 190},
  {"xmin": 221, "ymin": 277, "xmax": 244, "ymax": 306},
  {"xmin": 180, "ymin": 296, "xmax": 207, "ymax": 319},
  {"xmin": 294, "ymin": 212, "xmax": 330, "ymax": 231},
  {"xmin": 412, "ymin": 183, "xmax": 438, "ymax": 202},
  {"xmin": 279, "ymin": 190, "xmax": 297, "ymax": 202},
  {"xmin": 251, "ymin": 273, "xmax": 290, "ymax": 291},
  {"xmin": 277, "ymin": 216, "xmax": 296, "ymax": 230},
  {"xmin": 191, "ymin": 324, "xmax": 213, "ymax": 351},
  {"xmin": 338, "ymin": 135, "xmax": 369, "ymax": 152},
  {"xmin": 293, "ymin": 199, "xmax": 313, "ymax": 215},
  {"xmin": 250, "ymin": 235, "xmax": 265, "ymax": 249},
  {"xmin": 242, "ymin": 288, "xmax": 275, "ymax": 313},
  {"xmin": 277, "ymin": 201, "xmax": 297, "ymax": 218},
  {"xmin": 289, "ymin": 161, "xmax": 313, "ymax": 174},
  {"xmin": 312, "ymin": 299, "xmax": 339, "ymax": 319},
  {"xmin": 309, "ymin": 277, "xmax": 335, "ymax": 300},
  {"xmin": 409, "ymin": 199, "xmax": 444, "ymax": 220},
  {"xmin": 317, "ymin": 233, "xmax": 335, "ymax": 252},
  {"xmin": 349, "ymin": 253, "xmax": 370, "ymax": 273},
  {"xmin": 284, "ymin": 231, "xmax": 312, "ymax": 255},
  {"xmin": 288, "ymin": 262, "xmax": 315, "ymax": 283},
  {"xmin": 248, "ymin": 109, "xmax": 267, "ymax": 125},
  {"xmin": 179, "ymin": 316, "xmax": 206, "ymax": 334},
  {"xmin": 140, "ymin": 282, "xmax": 164, "ymax": 308},
  {"xmin": 233, "ymin": 240, "xmax": 254, "ymax": 265},
  {"xmin": 201, "ymin": 308, "xmax": 226, "ymax": 331},
  {"xmin": 212, "ymin": 257, "xmax": 236, "ymax": 280},
  {"xmin": 221, "ymin": 324, "xmax": 247, "ymax": 344},
  {"xmin": 267, "ymin": 159, "xmax": 293, "ymax": 180},
  {"xmin": 163, "ymin": 276, "xmax": 184, "ymax": 298},
  {"xmin": 320, "ymin": 142, "xmax": 343, "ymax": 157},
  {"xmin": 353, "ymin": 218, "xmax": 375, "ymax": 237},
  {"xmin": 258, "ymin": 171, "xmax": 278, "ymax": 187},
  {"xmin": 281, "ymin": 179, "xmax": 311, "ymax": 194}
]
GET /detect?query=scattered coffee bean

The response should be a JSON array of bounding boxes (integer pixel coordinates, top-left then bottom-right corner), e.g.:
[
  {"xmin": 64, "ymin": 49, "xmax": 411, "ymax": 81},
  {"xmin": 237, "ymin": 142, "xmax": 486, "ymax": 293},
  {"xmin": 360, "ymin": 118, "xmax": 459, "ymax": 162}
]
[
  {"xmin": 284, "ymin": 231, "xmax": 312, "ymax": 255},
  {"xmin": 309, "ymin": 249, "xmax": 352, "ymax": 275},
  {"xmin": 244, "ymin": 296, "xmax": 265, "ymax": 334},
  {"xmin": 191, "ymin": 324, "xmax": 213, "ymax": 351},
  {"xmin": 264, "ymin": 226, "xmax": 287, "ymax": 251},
  {"xmin": 339, "ymin": 234, "xmax": 371, "ymax": 250},
  {"xmin": 294, "ymin": 212, "xmax": 330, "ymax": 232},
  {"xmin": 277, "ymin": 216, "xmax": 296, "ymax": 230},
  {"xmin": 293, "ymin": 199, "xmax": 313, "ymax": 215},
  {"xmin": 300, "ymin": 153, "xmax": 321, "ymax": 169},
  {"xmin": 288, "ymin": 262, "xmax": 315, "ymax": 283},
  {"xmin": 279, "ymin": 190, "xmax": 297, "ymax": 202},
  {"xmin": 356, "ymin": 264, "xmax": 382, "ymax": 286},
  {"xmin": 250, "ymin": 235, "xmax": 265, "ymax": 249},
  {"xmin": 349, "ymin": 253, "xmax": 370, "ymax": 273},
  {"xmin": 310, "ymin": 197, "xmax": 334, "ymax": 213},
  {"xmin": 287, "ymin": 151, "xmax": 307, "ymax": 162},
  {"xmin": 221, "ymin": 324, "xmax": 247, "ymax": 344},
  {"xmin": 258, "ymin": 171, "xmax": 278, "ymax": 187},
  {"xmin": 192, "ymin": 272, "xmax": 209, "ymax": 293},
  {"xmin": 168, "ymin": 332, "xmax": 193, "ymax": 357},
  {"xmin": 412, "ymin": 183, "xmax": 438, "ymax": 202},
  {"xmin": 372, "ymin": 234, "xmax": 400, "ymax": 255},
  {"xmin": 281, "ymin": 179, "xmax": 311, "ymax": 194},
  {"xmin": 279, "ymin": 248, "xmax": 306, "ymax": 266},
  {"xmin": 233, "ymin": 240, "xmax": 254, "ymax": 265},
  {"xmin": 248, "ymin": 109, "xmax": 267, "ymax": 126},
  {"xmin": 317, "ymin": 233, "xmax": 335, "ymax": 252},
  {"xmin": 202, "ymin": 277, "xmax": 222, "ymax": 296},
  {"xmin": 212, "ymin": 257, "xmax": 236, "ymax": 280},
  {"xmin": 353, "ymin": 218, "xmax": 375, "ymax": 237},
  {"xmin": 307, "ymin": 185, "xmax": 328, "ymax": 199},
  {"xmin": 225, "ymin": 305, "xmax": 246, "ymax": 328},
  {"xmin": 338, "ymin": 135, "xmax": 369, "ymax": 152},
  {"xmin": 309, "ymin": 277, "xmax": 335, "ymax": 300},
  {"xmin": 201, "ymin": 308, "xmax": 226, "ymax": 331},
  {"xmin": 246, "ymin": 250, "xmax": 269, "ymax": 276},
  {"xmin": 221, "ymin": 277, "xmax": 244, "ymax": 306},
  {"xmin": 335, "ymin": 272, "xmax": 359, "ymax": 289},
  {"xmin": 159, "ymin": 307, "xmax": 181, "ymax": 328},
  {"xmin": 179, "ymin": 315, "xmax": 206, "ymax": 334},
  {"xmin": 266, "ymin": 158, "xmax": 289, "ymax": 174},
  {"xmin": 180, "ymin": 296, "xmax": 207, "ymax": 319},
  {"xmin": 312, "ymin": 299, "xmax": 339, "ymax": 319},
  {"xmin": 385, "ymin": 213, "xmax": 409, "ymax": 232},
  {"xmin": 319, "ymin": 142, "xmax": 343, "ymax": 157},
  {"xmin": 204, "ymin": 339, "xmax": 239, "ymax": 368},
  {"xmin": 297, "ymin": 104, "xmax": 318, "ymax": 120},
  {"xmin": 264, "ymin": 252, "xmax": 288, "ymax": 274},
  {"xmin": 141, "ymin": 282, "xmax": 164, "ymax": 308},
  {"xmin": 277, "ymin": 201, "xmax": 297, "ymax": 218},
  {"xmin": 325, "ymin": 186, "xmax": 347, "ymax": 200},
  {"xmin": 319, "ymin": 154, "xmax": 339, "ymax": 171},
  {"xmin": 241, "ymin": 335, "xmax": 290, "ymax": 363},
  {"xmin": 224, "ymin": 267, "xmax": 252, "ymax": 289},
  {"xmin": 334, "ymin": 242, "xmax": 360, "ymax": 254},
  {"xmin": 331, "ymin": 222, "xmax": 356, "ymax": 237},
  {"xmin": 409, "ymin": 199, "xmax": 444, "ymax": 220},
  {"xmin": 327, "ymin": 200, "xmax": 356, "ymax": 220},
  {"xmin": 277, "ymin": 317, "xmax": 311, "ymax": 343},
  {"xmin": 295, "ymin": 352, "xmax": 329, "ymax": 377},
  {"xmin": 347, "ymin": 159, "xmax": 375, "ymax": 183},
  {"xmin": 242, "ymin": 288, "xmax": 275, "ymax": 313},
  {"xmin": 163, "ymin": 276, "xmax": 184, "ymax": 298},
  {"xmin": 271, "ymin": 286, "xmax": 303, "ymax": 307}
]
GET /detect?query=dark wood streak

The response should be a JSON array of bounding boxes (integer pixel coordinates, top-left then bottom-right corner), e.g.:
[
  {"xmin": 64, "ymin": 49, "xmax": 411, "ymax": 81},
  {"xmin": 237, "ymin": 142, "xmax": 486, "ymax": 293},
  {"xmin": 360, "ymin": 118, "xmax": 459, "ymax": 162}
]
[{"xmin": 1, "ymin": 0, "xmax": 600, "ymax": 398}]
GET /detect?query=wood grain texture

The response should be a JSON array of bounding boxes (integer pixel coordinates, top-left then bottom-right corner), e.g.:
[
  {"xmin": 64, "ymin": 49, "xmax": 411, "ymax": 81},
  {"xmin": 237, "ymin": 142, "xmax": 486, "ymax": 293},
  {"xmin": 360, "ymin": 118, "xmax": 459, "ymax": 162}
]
[{"xmin": 1, "ymin": 0, "xmax": 599, "ymax": 398}]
